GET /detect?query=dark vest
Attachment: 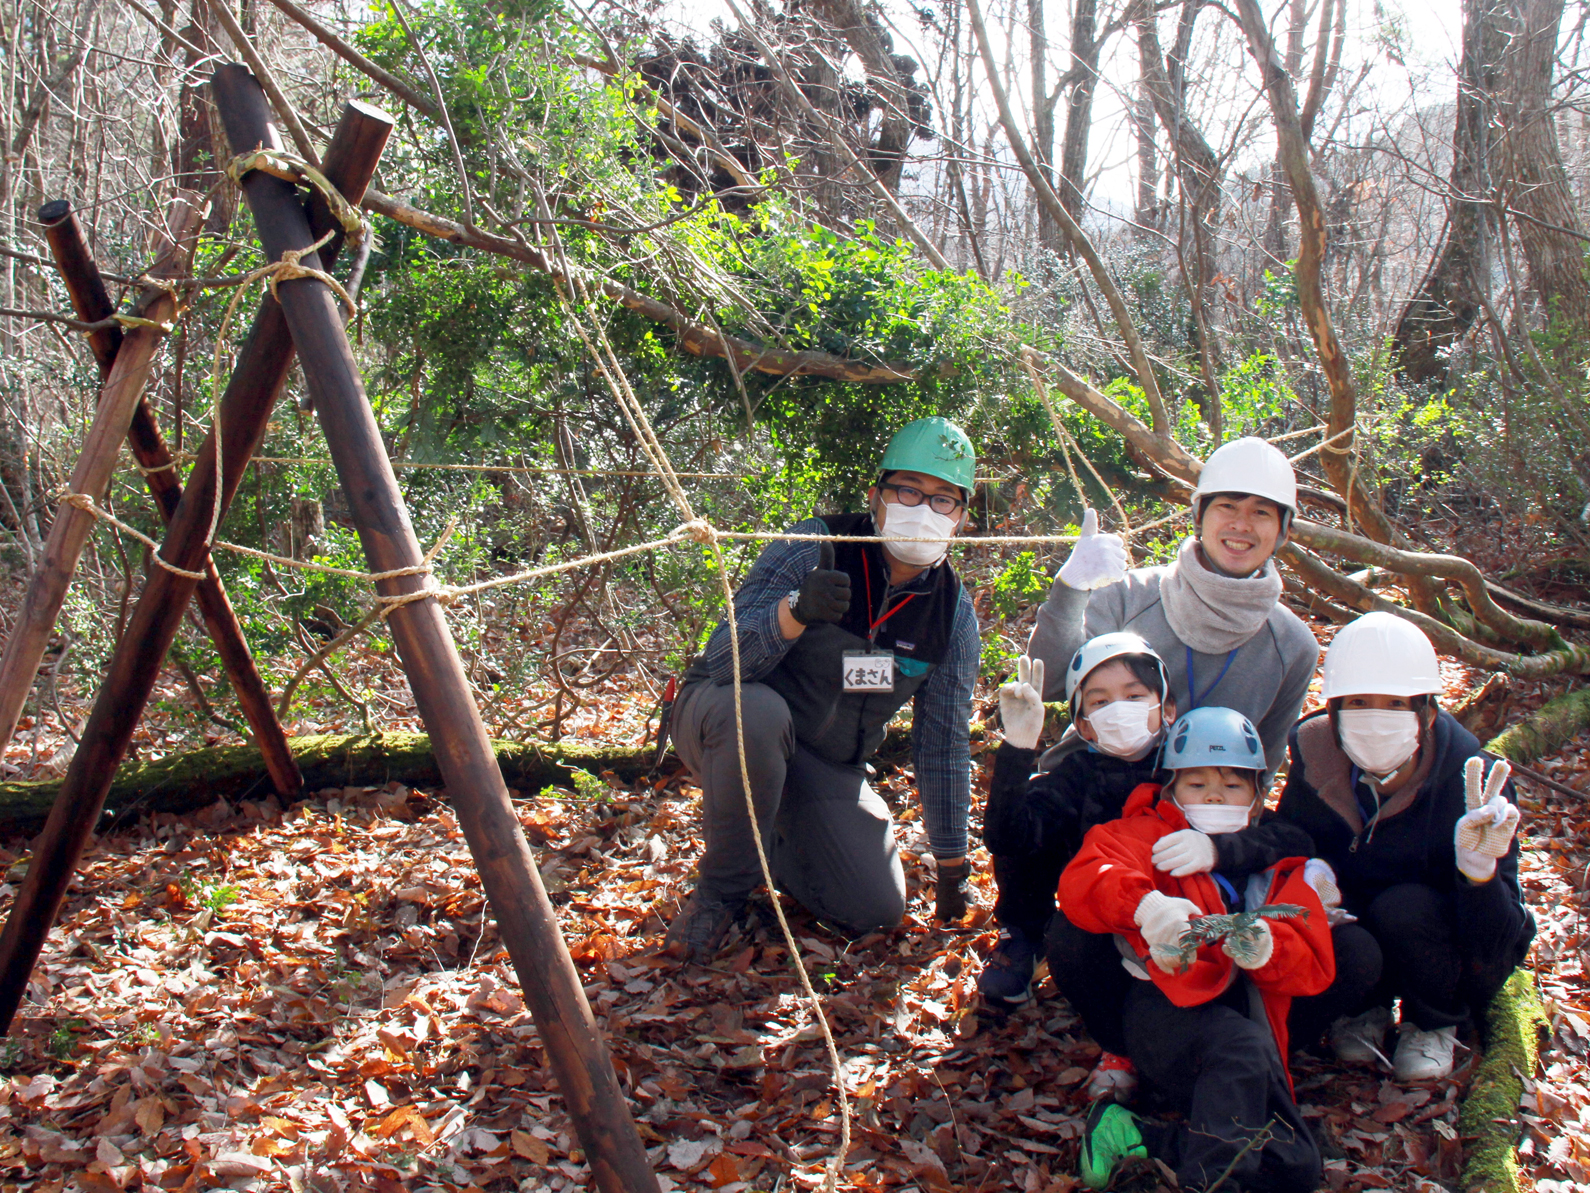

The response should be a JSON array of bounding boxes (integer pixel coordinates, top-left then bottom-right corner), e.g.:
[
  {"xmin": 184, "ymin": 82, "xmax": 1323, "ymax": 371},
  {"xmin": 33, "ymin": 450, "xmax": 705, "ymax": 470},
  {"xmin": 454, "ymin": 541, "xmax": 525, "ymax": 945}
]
[{"xmin": 758, "ymin": 512, "xmax": 963, "ymax": 765}]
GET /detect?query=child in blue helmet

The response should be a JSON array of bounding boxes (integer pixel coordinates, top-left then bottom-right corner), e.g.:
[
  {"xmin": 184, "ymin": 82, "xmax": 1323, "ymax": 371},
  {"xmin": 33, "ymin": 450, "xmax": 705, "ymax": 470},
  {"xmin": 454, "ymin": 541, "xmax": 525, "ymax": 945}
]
[
  {"xmin": 1059, "ymin": 707, "xmax": 1338, "ymax": 1193},
  {"xmin": 984, "ymin": 638, "xmax": 1313, "ymax": 1102}
]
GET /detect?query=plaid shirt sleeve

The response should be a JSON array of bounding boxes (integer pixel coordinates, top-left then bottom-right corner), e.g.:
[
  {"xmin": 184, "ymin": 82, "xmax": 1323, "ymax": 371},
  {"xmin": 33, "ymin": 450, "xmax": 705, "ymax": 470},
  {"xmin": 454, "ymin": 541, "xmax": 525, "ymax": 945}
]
[
  {"xmin": 700, "ymin": 520, "xmax": 825, "ymax": 685},
  {"xmin": 911, "ymin": 588, "xmax": 980, "ymax": 858}
]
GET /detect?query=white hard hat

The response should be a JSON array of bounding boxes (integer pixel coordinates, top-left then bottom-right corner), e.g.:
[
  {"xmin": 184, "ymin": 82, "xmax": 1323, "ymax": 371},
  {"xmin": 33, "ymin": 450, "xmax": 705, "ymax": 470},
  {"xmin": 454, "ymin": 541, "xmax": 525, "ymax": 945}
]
[
  {"xmin": 1192, "ymin": 437, "xmax": 1298, "ymax": 526},
  {"xmin": 1064, "ymin": 631, "xmax": 1168, "ymax": 711},
  {"xmin": 1321, "ymin": 611, "xmax": 1443, "ymax": 699}
]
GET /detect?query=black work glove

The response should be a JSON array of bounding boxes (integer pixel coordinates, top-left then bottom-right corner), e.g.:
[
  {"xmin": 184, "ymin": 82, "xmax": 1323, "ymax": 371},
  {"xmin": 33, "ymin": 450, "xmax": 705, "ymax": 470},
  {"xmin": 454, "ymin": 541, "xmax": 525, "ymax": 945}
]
[
  {"xmin": 935, "ymin": 862, "xmax": 970, "ymax": 923},
  {"xmin": 790, "ymin": 541, "xmax": 851, "ymax": 625}
]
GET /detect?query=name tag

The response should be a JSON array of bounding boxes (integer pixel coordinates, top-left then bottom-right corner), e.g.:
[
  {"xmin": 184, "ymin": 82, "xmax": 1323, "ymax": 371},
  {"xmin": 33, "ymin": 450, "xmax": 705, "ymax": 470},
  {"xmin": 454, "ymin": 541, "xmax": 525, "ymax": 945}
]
[{"xmin": 843, "ymin": 650, "xmax": 894, "ymax": 693}]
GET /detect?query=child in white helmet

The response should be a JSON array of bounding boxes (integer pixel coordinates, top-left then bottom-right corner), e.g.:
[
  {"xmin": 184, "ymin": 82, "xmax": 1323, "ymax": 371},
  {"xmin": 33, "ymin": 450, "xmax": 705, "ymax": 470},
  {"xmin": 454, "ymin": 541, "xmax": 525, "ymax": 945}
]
[
  {"xmin": 1277, "ymin": 612, "xmax": 1534, "ymax": 1081},
  {"xmin": 1060, "ymin": 707, "xmax": 1337, "ymax": 1193},
  {"xmin": 984, "ymin": 636, "xmax": 1314, "ymax": 1102}
]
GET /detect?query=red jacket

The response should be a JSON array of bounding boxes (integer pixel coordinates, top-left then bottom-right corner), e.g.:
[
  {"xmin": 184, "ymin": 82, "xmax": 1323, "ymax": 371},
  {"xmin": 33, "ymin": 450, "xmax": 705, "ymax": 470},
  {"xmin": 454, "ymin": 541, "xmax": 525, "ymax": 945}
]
[{"xmin": 1058, "ymin": 783, "xmax": 1336, "ymax": 1071}]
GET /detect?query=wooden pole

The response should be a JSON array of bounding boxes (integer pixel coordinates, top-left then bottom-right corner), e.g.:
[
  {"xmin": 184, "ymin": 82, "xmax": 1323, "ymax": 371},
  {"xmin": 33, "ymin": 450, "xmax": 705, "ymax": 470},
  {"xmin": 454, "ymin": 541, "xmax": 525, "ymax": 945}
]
[
  {"xmin": 0, "ymin": 98, "xmax": 392, "ymax": 1034},
  {"xmin": 0, "ymin": 194, "xmax": 205, "ymax": 756},
  {"xmin": 37, "ymin": 200, "xmax": 302, "ymax": 801},
  {"xmin": 209, "ymin": 65, "xmax": 659, "ymax": 1193}
]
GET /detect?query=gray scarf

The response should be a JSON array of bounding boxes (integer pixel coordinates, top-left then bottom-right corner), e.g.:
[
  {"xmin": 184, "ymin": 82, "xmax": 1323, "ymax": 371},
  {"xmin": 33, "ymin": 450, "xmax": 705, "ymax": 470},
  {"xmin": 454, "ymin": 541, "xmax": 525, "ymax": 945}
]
[{"xmin": 1160, "ymin": 536, "xmax": 1283, "ymax": 654}]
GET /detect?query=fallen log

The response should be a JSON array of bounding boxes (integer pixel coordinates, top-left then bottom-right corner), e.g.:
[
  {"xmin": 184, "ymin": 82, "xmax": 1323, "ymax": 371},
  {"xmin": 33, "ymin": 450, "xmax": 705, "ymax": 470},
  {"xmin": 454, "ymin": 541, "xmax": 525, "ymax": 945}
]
[
  {"xmin": 0, "ymin": 733, "xmax": 662, "ymax": 837},
  {"xmin": 1458, "ymin": 968, "xmax": 1549, "ymax": 1193},
  {"xmin": 1486, "ymin": 685, "xmax": 1590, "ymax": 766},
  {"xmin": 0, "ymin": 724, "xmax": 926, "ymax": 838}
]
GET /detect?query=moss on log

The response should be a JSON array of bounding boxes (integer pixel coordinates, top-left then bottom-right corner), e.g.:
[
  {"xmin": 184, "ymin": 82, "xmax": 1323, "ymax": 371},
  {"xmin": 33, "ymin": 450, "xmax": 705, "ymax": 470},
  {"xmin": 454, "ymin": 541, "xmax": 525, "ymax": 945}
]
[
  {"xmin": 0, "ymin": 733, "xmax": 657, "ymax": 837},
  {"xmin": 1487, "ymin": 686, "xmax": 1590, "ymax": 765},
  {"xmin": 1459, "ymin": 968, "xmax": 1549, "ymax": 1193}
]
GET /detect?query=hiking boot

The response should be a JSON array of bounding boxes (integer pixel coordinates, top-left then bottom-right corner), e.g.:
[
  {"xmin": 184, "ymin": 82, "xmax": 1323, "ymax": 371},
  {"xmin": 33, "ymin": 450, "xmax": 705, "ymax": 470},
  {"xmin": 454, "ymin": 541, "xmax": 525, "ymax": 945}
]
[
  {"xmin": 977, "ymin": 932, "xmax": 1038, "ymax": 1008},
  {"xmin": 1079, "ymin": 1100, "xmax": 1147, "ymax": 1190},
  {"xmin": 1393, "ymin": 1024, "xmax": 1459, "ymax": 1082},
  {"xmin": 1085, "ymin": 1051, "xmax": 1139, "ymax": 1103},
  {"xmin": 663, "ymin": 892, "xmax": 741, "ymax": 961},
  {"xmin": 1329, "ymin": 1005, "xmax": 1392, "ymax": 1066}
]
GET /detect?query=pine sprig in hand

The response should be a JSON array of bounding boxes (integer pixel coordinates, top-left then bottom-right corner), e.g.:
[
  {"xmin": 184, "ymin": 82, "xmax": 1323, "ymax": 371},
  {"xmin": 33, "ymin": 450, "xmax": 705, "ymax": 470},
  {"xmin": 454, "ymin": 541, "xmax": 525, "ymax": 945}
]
[{"xmin": 1150, "ymin": 903, "xmax": 1309, "ymax": 971}]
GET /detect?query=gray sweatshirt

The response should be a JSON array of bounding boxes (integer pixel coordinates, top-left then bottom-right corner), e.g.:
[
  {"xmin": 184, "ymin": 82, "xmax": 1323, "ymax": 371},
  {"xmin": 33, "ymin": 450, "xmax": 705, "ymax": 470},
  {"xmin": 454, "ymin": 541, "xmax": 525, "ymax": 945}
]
[{"xmin": 1026, "ymin": 566, "xmax": 1320, "ymax": 776}]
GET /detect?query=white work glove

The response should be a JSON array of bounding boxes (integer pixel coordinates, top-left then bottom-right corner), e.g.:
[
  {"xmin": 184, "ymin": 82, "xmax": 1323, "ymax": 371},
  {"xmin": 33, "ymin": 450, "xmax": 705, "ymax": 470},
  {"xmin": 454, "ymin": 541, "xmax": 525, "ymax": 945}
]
[
  {"xmin": 1454, "ymin": 757, "xmax": 1520, "ymax": 883},
  {"xmin": 1135, "ymin": 891, "xmax": 1202, "ymax": 974},
  {"xmin": 1223, "ymin": 919, "xmax": 1275, "ymax": 970},
  {"xmin": 1304, "ymin": 858, "xmax": 1356, "ymax": 926},
  {"xmin": 1058, "ymin": 508, "xmax": 1128, "ymax": 591},
  {"xmin": 998, "ymin": 655, "xmax": 1046, "ymax": 750},
  {"xmin": 1151, "ymin": 829, "xmax": 1217, "ymax": 877}
]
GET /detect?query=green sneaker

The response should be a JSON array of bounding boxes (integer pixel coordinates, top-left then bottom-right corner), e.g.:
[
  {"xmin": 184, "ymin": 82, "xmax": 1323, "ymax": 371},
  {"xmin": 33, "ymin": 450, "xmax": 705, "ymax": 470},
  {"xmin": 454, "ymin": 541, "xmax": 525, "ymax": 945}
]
[{"xmin": 1079, "ymin": 1101, "xmax": 1147, "ymax": 1190}]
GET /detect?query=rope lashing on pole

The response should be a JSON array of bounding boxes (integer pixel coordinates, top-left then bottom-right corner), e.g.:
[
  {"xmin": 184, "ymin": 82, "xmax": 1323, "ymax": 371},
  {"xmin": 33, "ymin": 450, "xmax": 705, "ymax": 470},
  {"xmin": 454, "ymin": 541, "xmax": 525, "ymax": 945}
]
[
  {"xmin": 225, "ymin": 149, "xmax": 368, "ymax": 246},
  {"xmin": 202, "ymin": 226, "xmax": 358, "ymax": 561}
]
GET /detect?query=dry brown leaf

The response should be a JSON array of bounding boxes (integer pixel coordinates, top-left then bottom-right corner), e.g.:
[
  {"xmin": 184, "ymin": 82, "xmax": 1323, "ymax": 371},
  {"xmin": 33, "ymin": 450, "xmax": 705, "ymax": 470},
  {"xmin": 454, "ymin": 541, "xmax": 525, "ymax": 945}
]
[{"xmin": 513, "ymin": 1129, "xmax": 551, "ymax": 1163}]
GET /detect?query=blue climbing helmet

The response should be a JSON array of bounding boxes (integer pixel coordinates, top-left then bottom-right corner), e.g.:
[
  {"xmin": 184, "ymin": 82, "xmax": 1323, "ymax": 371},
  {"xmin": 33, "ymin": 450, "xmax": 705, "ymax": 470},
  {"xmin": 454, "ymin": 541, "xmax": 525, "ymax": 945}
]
[{"xmin": 1160, "ymin": 706, "xmax": 1264, "ymax": 773}]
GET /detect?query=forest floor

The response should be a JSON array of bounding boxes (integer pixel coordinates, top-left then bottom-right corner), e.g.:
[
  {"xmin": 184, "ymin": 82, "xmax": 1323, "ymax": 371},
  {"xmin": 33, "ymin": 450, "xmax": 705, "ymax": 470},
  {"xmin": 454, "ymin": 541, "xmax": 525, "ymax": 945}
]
[{"xmin": 0, "ymin": 602, "xmax": 1588, "ymax": 1193}]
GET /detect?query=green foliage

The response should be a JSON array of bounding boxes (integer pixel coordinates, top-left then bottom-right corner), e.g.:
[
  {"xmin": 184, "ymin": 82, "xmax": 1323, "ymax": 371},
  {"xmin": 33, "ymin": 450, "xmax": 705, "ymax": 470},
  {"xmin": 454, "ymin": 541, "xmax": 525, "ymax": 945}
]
[
  {"xmin": 178, "ymin": 872, "xmax": 241, "ymax": 913},
  {"xmin": 1219, "ymin": 353, "xmax": 1294, "ymax": 438},
  {"xmin": 47, "ymin": 1018, "xmax": 88, "ymax": 1061},
  {"xmin": 990, "ymin": 551, "xmax": 1049, "ymax": 618},
  {"xmin": 1255, "ymin": 263, "xmax": 1299, "ymax": 317},
  {"xmin": 979, "ymin": 631, "xmax": 1020, "ymax": 685}
]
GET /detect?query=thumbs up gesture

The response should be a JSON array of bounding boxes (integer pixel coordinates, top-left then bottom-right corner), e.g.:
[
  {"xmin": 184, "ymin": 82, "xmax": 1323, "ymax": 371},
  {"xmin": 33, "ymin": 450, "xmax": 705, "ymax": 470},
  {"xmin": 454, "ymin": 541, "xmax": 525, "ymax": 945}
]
[
  {"xmin": 1454, "ymin": 756, "xmax": 1521, "ymax": 883},
  {"xmin": 789, "ymin": 541, "xmax": 852, "ymax": 625},
  {"xmin": 1058, "ymin": 509, "xmax": 1128, "ymax": 591}
]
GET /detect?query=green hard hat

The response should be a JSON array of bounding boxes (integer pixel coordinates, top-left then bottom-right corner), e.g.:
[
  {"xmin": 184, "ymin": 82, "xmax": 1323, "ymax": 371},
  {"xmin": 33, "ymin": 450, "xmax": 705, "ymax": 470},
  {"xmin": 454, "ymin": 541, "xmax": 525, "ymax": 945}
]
[{"xmin": 878, "ymin": 417, "xmax": 976, "ymax": 495}]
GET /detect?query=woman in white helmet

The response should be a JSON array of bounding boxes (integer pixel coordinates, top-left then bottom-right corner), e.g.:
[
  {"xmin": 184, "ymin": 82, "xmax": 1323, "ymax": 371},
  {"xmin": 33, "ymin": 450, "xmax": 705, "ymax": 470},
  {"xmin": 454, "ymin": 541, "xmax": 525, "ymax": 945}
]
[
  {"xmin": 984, "ymin": 439, "xmax": 1321, "ymax": 1018},
  {"xmin": 1277, "ymin": 612, "xmax": 1534, "ymax": 1081}
]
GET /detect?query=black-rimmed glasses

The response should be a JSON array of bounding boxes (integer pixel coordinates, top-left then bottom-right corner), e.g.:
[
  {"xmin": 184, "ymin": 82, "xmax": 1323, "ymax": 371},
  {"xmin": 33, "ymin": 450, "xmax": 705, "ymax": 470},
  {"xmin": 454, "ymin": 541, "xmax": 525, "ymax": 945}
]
[{"xmin": 878, "ymin": 482, "xmax": 965, "ymax": 516}]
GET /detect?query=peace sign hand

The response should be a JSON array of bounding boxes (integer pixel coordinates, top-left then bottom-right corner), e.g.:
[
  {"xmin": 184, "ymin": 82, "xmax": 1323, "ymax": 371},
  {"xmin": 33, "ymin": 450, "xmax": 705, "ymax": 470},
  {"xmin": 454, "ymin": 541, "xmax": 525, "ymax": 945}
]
[
  {"xmin": 998, "ymin": 655, "xmax": 1047, "ymax": 750},
  {"xmin": 1454, "ymin": 757, "xmax": 1521, "ymax": 882}
]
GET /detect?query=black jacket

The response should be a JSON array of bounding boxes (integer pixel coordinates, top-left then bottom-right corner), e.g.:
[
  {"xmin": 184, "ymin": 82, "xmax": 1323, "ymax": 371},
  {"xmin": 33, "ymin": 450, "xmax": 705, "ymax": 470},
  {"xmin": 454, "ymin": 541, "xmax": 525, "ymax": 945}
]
[
  {"xmin": 1277, "ymin": 709, "xmax": 1533, "ymax": 963},
  {"xmin": 985, "ymin": 741, "xmax": 1314, "ymax": 872}
]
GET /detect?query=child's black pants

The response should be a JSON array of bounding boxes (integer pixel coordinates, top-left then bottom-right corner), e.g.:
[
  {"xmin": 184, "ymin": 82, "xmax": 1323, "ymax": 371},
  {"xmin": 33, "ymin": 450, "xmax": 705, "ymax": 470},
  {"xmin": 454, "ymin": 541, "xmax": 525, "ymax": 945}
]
[{"xmin": 1124, "ymin": 980, "xmax": 1321, "ymax": 1193}]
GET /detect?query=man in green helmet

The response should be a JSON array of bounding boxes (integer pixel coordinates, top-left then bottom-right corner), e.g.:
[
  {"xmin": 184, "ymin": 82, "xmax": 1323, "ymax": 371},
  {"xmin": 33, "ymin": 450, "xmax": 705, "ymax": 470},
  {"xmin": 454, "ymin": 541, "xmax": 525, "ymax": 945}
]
[{"xmin": 665, "ymin": 417, "xmax": 983, "ymax": 958}]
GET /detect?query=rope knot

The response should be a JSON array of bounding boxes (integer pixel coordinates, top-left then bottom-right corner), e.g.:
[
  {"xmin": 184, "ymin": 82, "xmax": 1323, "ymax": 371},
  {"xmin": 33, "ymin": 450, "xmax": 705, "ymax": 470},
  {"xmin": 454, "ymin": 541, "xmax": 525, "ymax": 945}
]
[{"xmin": 675, "ymin": 519, "xmax": 717, "ymax": 545}]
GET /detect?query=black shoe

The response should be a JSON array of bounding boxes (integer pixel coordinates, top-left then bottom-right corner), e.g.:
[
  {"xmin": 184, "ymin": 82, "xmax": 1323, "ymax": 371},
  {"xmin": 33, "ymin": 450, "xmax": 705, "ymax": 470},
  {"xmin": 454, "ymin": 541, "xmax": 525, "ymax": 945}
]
[
  {"xmin": 664, "ymin": 892, "xmax": 741, "ymax": 961},
  {"xmin": 977, "ymin": 931, "xmax": 1038, "ymax": 1007}
]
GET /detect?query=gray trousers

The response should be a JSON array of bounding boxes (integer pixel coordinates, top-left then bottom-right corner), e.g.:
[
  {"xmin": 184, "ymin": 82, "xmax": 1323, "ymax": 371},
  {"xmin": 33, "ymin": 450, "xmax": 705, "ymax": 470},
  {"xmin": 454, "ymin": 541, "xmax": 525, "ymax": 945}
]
[{"xmin": 671, "ymin": 680, "xmax": 907, "ymax": 933}]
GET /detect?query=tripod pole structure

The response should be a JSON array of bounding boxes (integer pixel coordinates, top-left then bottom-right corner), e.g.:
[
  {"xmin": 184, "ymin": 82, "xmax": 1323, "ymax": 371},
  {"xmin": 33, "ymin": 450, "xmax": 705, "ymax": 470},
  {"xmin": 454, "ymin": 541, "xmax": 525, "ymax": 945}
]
[
  {"xmin": 0, "ymin": 96, "xmax": 391, "ymax": 1033},
  {"xmin": 210, "ymin": 63, "xmax": 659, "ymax": 1193},
  {"xmin": 0, "ymin": 195, "xmax": 205, "ymax": 756},
  {"xmin": 38, "ymin": 199, "xmax": 302, "ymax": 800}
]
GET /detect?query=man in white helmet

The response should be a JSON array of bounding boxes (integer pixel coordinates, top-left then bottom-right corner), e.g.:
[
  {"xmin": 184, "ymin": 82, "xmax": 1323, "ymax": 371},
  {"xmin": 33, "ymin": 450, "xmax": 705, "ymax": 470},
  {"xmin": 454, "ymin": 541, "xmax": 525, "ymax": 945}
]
[{"xmin": 982, "ymin": 438, "xmax": 1321, "ymax": 1023}]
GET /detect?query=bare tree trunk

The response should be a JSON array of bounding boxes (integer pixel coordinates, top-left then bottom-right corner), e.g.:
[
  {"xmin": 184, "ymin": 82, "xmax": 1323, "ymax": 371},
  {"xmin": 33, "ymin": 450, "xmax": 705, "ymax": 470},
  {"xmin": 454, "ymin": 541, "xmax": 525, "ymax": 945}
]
[
  {"xmin": 1135, "ymin": 0, "xmax": 1222, "ymax": 302},
  {"xmin": 1495, "ymin": 0, "xmax": 1589, "ymax": 340},
  {"xmin": 1392, "ymin": 0, "xmax": 1506, "ymax": 385},
  {"xmin": 1132, "ymin": 71, "xmax": 1158, "ymax": 234},
  {"xmin": 806, "ymin": 0, "xmax": 915, "ymax": 192},
  {"xmin": 1055, "ymin": 0, "xmax": 1097, "ymax": 233},
  {"xmin": 1236, "ymin": 0, "xmax": 1450, "ymax": 618}
]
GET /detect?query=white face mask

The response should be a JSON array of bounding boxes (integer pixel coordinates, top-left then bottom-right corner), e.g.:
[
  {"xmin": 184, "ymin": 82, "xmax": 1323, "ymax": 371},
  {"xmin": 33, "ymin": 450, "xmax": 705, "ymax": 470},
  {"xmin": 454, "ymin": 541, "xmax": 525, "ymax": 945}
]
[
  {"xmin": 1337, "ymin": 708, "xmax": 1422, "ymax": 778},
  {"xmin": 878, "ymin": 501, "xmax": 959, "ymax": 567},
  {"xmin": 1177, "ymin": 801, "xmax": 1254, "ymax": 834},
  {"xmin": 1084, "ymin": 700, "xmax": 1162, "ymax": 760}
]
